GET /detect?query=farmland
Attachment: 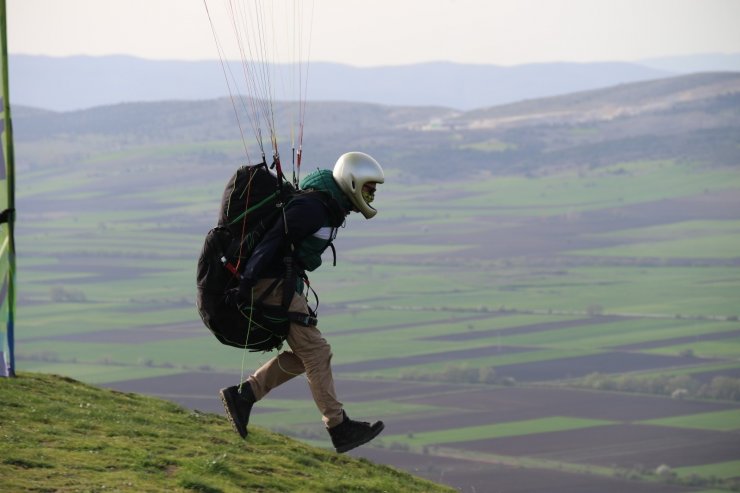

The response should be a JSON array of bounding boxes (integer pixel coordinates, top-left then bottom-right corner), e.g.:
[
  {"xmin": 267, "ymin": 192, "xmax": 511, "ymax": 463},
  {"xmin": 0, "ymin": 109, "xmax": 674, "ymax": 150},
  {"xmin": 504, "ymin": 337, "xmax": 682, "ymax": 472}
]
[
  {"xmin": 15, "ymin": 158, "xmax": 740, "ymax": 492},
  {"xmin": 8, "ymin": 75, "xmax": 740, "ymax": 492}
]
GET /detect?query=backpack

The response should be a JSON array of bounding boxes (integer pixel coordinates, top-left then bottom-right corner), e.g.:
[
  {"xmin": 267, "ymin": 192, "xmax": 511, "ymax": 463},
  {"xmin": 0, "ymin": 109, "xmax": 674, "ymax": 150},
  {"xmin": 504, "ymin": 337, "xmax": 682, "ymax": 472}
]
[{"xmin": 196, "ymin": 162, "xmax": 297, "ymax": 352}]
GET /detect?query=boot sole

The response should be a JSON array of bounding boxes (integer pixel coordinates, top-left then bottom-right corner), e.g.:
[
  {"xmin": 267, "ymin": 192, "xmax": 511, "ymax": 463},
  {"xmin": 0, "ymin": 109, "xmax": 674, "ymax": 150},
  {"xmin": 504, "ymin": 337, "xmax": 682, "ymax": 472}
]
[
  {"xmin": 335, "ymin": 422, "xmax": 385, "ymax": 453},
  {"xmin": 219, "ymin": 388, "xmax": 248, "ymax": 439}
]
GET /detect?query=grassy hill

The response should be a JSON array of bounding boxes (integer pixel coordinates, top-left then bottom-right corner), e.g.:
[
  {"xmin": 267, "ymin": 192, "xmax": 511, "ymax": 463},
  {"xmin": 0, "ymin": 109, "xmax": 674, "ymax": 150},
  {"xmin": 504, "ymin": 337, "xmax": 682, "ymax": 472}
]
[
  {"xmin": 0, "ymin": 372, "xmax": 453, "ymax": 493},
  {"xmin": 12, "ymin": 72, "xmax": 740, "ymax": 180}
]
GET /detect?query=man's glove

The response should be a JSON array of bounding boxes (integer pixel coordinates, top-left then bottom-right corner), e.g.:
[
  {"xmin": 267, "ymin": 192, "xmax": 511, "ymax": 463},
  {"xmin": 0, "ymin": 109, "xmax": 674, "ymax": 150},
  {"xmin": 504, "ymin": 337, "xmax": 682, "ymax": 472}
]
[{"xmin": 223, "ymin": 279, "xmax": 254, "ymax": 309}]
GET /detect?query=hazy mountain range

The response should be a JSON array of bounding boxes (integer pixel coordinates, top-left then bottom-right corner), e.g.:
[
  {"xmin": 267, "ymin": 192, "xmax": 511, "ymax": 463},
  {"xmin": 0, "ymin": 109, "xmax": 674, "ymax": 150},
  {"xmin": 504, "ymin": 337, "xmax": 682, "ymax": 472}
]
[
  {"xmin": 13, "ymin": 71, "xmax": 740, "ymax": 181},
  {"xmin": 10, "ymin": 53, "xmax": 740, "ymax": 112}
]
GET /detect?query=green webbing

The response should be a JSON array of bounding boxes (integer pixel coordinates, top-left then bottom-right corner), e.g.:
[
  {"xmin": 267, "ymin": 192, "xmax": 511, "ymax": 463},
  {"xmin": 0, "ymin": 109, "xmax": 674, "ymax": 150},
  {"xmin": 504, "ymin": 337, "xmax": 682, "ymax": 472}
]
[
  {"xmin": 238, "ymin": 285, "xmax": 256, "ymax": 394},
  {"xmin": 228, "ymin": 191, "xmax": 280, "ymax": 226}
]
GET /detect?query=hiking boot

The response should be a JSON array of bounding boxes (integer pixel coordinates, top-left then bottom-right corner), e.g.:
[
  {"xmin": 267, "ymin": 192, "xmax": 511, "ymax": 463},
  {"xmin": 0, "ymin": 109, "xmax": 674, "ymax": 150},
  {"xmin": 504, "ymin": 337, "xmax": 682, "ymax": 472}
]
[
  {"xmin": 219, "ymin": 383, "xmax": 256, "ymax": 439},
  {"xmin": 327, "ymin": 411, "xmax": 385, "ymax": 453}
]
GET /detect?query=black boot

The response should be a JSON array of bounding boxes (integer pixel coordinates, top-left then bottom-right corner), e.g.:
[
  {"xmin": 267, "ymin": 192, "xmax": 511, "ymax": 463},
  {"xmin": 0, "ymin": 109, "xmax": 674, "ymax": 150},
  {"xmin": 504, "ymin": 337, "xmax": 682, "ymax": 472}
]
[
  {"xmin": 328, "ymin": 411, "xmax": 384, "ymax": 453},
  {"xmin": 219, "ymin": 382, "xmax": 256, "ymax": 439}
]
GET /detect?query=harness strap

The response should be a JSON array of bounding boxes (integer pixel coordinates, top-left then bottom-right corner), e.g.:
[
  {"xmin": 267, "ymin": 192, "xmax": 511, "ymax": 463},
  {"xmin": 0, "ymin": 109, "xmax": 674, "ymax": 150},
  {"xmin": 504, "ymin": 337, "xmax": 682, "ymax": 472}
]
[
  {"xmin": 281, "ymin": 256, "xmax": 297, "ymax": 309},
  {"xmin": 328, "ymin": 242, "xmax": 337, "ymax": 266},
  {"xmin": 289, "ymin": 312, "xmax": 317, "ymax": 327},
  {"xmin": 303, "ymin": 277, "xmax": 320, "ymax": 316}
]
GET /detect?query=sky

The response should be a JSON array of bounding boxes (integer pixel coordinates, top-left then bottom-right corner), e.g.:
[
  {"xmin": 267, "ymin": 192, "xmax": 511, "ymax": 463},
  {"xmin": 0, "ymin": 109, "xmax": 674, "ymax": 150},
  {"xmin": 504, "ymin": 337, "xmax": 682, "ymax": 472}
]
[{"xmin": 8, "ymin": 0, "xmax": 740, "ymax": 67}]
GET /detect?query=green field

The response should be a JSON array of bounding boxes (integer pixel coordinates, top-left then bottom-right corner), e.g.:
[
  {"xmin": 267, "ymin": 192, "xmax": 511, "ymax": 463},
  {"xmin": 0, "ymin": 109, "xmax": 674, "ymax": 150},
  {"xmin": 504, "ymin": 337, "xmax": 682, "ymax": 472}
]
[
  {"xmin": 641, "ymin": 410, "xmax": 740, "ymax": 432},
  {"xmin": 8, "ymin": 137, "xmax": 740, "ymax": 492},
  {"xmin": 382, "ymin": 417, "xmax": 615, "ymax": 448}
]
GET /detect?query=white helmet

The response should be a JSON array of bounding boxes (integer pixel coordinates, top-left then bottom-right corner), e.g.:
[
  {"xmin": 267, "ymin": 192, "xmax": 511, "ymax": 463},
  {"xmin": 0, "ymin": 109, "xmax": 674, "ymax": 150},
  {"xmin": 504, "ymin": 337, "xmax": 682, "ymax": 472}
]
[{"xmin": 333, "ymin": 152, "xmax": 385, "ymax": 219}]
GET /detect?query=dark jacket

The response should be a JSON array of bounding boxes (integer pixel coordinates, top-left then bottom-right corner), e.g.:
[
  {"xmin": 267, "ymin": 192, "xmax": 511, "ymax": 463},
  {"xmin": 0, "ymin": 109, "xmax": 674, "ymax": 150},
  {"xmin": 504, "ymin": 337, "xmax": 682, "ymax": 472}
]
[{"xmin": 240, "ymin": 192, "xmax": 342, "ymax": 285}]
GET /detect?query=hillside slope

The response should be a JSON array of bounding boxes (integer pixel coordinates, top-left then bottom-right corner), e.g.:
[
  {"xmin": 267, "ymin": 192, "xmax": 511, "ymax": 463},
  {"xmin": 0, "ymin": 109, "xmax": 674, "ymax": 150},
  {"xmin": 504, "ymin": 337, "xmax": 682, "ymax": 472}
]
[
  {"xmin": 12, "ymin": 72, "xmax": 740, "ymax": 180},
  {"xmin": 452, "ymin": 71, "xmax": 740, "ymax": 127},
  {"xmin": 0, "ymin": 373, "xmax": 453, "ymax": 493}
]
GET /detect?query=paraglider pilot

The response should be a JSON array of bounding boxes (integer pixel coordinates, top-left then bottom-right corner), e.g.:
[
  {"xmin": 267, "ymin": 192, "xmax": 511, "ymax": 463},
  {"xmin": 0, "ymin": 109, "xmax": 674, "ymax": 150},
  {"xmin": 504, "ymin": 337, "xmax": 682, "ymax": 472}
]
[{"xmin": 218, "ymin": 152, "xmax": 385, "ymax": 453}]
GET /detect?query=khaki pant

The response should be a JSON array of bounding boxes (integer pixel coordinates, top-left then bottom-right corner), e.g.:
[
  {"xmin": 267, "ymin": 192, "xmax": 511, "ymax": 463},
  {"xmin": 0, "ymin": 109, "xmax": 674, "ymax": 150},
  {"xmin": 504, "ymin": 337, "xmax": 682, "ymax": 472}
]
[{"xmin": 246, "ymin": 278, "xmax": 344, "ymax": 428}]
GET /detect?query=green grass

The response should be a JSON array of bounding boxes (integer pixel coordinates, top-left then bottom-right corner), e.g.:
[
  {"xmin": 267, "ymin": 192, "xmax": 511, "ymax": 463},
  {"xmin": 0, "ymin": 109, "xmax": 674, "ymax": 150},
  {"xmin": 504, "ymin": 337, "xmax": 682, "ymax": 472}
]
[
  {"xmin": 635, "ymin": 361, "xmax": 740, "ymax": 379},
  {"xmin": 18, "ymin": 362, "xmax": 186, "ymax": 384},
  {"xmin": 591, "ymin": 219, "xmax": 740, "ymax": 238},
  {"xmin": 675, "ymin": 460, "xmax": 740, "ymax": 480},
  {"xmin": 0, "ymin": 372, "xmax": 453, "ymax": 493},
  {"xmin": 500, "ymin": 318, "xmax": 737, "ymax": 349},
  {"xmin": 458, "ymin": 160, "xmax": 740, "ymax": 214},
  {"xmin": 569, "ymin": 233, "xmax": 740, "ymax": 259},
  {"xmin": 691, "ymin": 490, "xmax": 740, "ymax": 493},
  {"xmin": 643, "ymin": 336, "xmax": 740, "ymax": 359},
  {"xmin": 640, "ymin": 409, "xmax": 740, "ymax": 431},
  {"xmin": 360, "ymin": 348, "xmax": 601, "ymax": 380},
  {"xmin": 254, "ymin": 398, "xmax": 444, "ymax": 429},
  {"xmin": 461, "ymin": 138, "xmax": 517, "ymax": 152},
  {"xmin": 382, "ymin": 417, "xmax": 614, "ymax": 448}
]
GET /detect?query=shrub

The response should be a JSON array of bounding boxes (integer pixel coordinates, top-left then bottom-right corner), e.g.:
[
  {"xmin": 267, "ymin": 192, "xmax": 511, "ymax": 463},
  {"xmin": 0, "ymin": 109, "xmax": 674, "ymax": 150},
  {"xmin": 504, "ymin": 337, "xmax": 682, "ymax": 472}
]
[
  {"xmin": 576, "ymin": 373, "xmax": 740, "ymax": 402},
  {"xmin": 50, "ymin": 285, "xmax": 87, "ymax": 302}
]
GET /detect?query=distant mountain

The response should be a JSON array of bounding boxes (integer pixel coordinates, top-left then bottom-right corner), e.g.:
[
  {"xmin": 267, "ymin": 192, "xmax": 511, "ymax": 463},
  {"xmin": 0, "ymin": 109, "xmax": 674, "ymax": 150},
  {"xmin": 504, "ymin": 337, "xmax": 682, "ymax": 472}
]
[
  {"xmin": 13, "ymin": 72, "xmax": 740, "ymax": 180},
  {"xmin": 438, "ymin": 72, "xmax": 740, "ymax": 175},
  {"xmin": 639, "ymin": 53, "xmax": 740, "ymax": 73},
  {"xmin": 10, "ymin": 54, "xmax": 676, "ymax": 112},
  {"xmin": 451, "ymin": 71, "xmax": 740, "ymax": 128}
]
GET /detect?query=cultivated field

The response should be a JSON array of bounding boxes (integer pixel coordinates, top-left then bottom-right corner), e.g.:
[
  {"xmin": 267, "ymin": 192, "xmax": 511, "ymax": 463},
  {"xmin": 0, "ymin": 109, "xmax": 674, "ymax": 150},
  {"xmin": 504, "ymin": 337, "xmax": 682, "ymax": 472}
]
[{"xmin": 10, "ymin": 125, "xmax": 740, "ymax": 492}]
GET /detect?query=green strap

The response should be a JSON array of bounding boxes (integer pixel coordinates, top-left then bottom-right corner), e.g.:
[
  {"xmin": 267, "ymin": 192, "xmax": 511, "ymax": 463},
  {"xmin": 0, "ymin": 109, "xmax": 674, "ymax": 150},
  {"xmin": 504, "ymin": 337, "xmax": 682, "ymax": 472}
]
[{"xmin": 228, "ymin": 191, "xmax": 280, "ymax": 226}]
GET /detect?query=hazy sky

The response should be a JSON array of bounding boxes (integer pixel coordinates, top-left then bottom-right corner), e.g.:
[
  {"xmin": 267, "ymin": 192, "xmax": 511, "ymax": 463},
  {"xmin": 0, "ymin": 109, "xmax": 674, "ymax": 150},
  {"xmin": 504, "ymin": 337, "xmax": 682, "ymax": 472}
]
[{"xmin": 9, "ymin": 0, "xmax": 740, "ymax": 67}]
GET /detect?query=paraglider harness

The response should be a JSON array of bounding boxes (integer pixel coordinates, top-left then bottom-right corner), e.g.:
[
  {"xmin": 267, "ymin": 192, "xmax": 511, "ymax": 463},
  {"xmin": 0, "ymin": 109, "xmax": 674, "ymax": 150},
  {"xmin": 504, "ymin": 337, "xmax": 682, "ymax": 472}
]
[{"xmin": 196, "ymin": 160, "xmax": 343, "ymax": 352}]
